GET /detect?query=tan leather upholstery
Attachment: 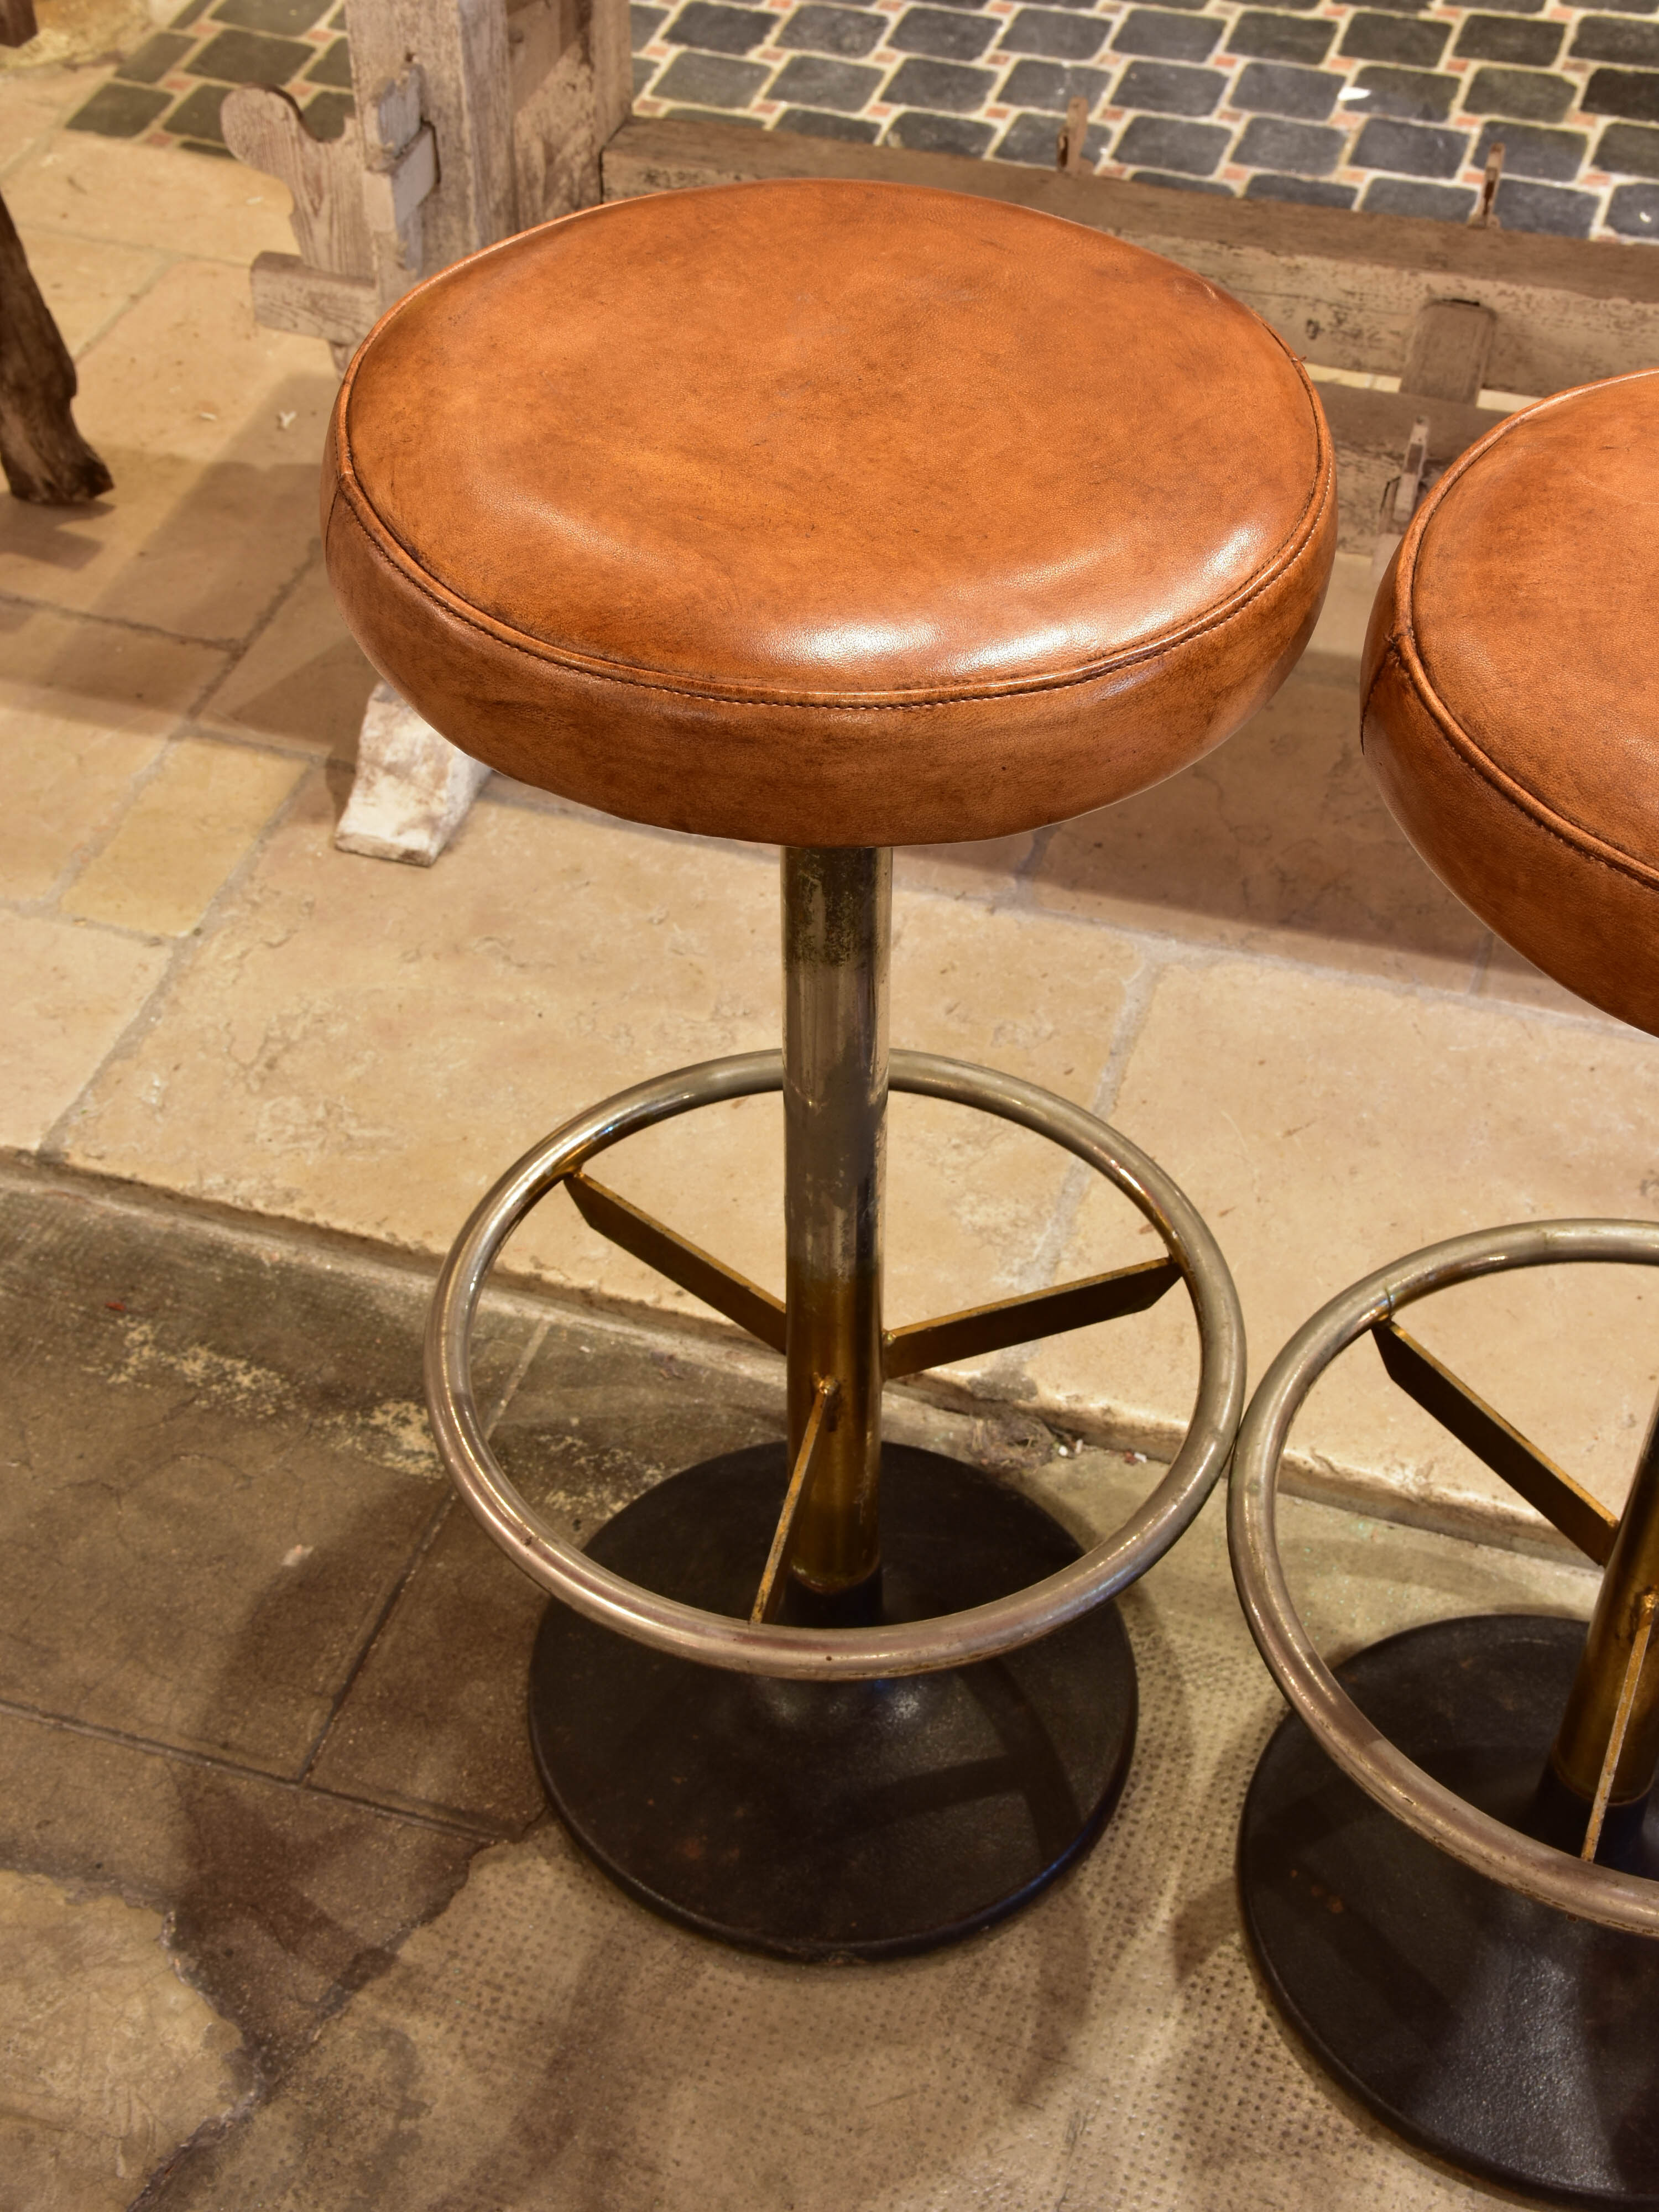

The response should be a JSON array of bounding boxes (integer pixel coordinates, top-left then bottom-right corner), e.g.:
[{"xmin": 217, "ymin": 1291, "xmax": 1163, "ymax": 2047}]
[
  {"xmin": 1364, "ymin": 369, "xmax": 1659, "ymax": 1035},
  {"xmin": 325, "ymin": 179, "xmax": 1335, "ymax": 849}
]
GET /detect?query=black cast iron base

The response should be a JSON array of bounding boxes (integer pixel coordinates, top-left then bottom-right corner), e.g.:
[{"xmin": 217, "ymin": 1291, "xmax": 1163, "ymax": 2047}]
[
  {"xmin": 529, "ymin": 1442, "xmax": 1138, "ymax": 1962},
  {"xmin": 1239, "ymin": 1614, "xmax": 1659, "ymax": 2208}
]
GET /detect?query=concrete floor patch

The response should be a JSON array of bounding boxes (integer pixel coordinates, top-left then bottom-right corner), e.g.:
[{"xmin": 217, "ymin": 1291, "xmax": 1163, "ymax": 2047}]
[{"xmin": 0, "ymin": 1869, "xmax": 243, "ymax": 2212}]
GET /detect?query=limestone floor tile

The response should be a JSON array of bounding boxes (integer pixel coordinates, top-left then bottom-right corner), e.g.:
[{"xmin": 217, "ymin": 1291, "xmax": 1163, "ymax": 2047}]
[
  {"xmin": 197, "ymin": 549, "xmax": 378, "ymax": 759},
  {"xmin": 3, "ymin": 125, "xmax": 296, "ymax": 263},
  {"xmin": 1, "ymin": 911, "xmax": 167, "ymax": 1147},
  {"xmin": 18, "ymin": 227, "xmax": 163, "ymax": 356},
  {"xmin": 1032, "ymin": 666, "xmax": 1486, "ymax": 990},
  {"xmin": 64, "ymin": 786, "xmax": 1138, "ymax": 1370},
  {"xmin": 0, "ymin": 701, "xmax": 166, "ymax": 901},
  {"xmin": 63, "ymin": 780, "xmax": 785, "ymax": 1269},
  {"xmin": 884, "ymin": 890, "xmax": 1138, "ymax": 1328},
  {"xmin": 1, "ymin": 0, "xmax": 150, "ymax": 76},
  {"xmin": 0, "ymin": 599, "xmax": 226, "ymax": 719},
  {"xmin": 0, "ymin": 259, "xmax": 335, "ymax": 643},
  {"xmin": 61, "ymin": 736, "xmax": 304, "ymax": 936},
  {"xmin": 894, "ymin": 830, "xmax": 1034, "ymax": 899},
  {"xmin": 0, "ymin": 64, "xmax": 102, "ymax": 170},
  {"xmin": 0, "ymin": 1870, "xmax": 241, "ymax": 2212},
  {"xmin": 1477, "ymin": 937, "xmax": 1623, "ymax": 1027},
  {"xmin": 1025, "ymin": 958, "xmax": 1659, "ymax": 1531}
]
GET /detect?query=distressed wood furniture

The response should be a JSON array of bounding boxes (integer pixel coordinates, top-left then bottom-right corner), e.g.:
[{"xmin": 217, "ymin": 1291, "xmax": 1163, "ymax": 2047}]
[
  {"xmin": 225, "ymin": 0, "xmax": 628, "ymax": 366},
  {"xmin": 1231, "ymin": 368, "xmax": 1659, "ymax": 2209},
  {"xmin": 221, "ymin": 0, "xmax": 629, "ymax": 860},
  {"xmin": 321, "ymin": 175, "xmax": 1335, "ymax": 1958},
  {"xmin": 0, "ymin": 0, "xmax": 111, "ymax": 507}
]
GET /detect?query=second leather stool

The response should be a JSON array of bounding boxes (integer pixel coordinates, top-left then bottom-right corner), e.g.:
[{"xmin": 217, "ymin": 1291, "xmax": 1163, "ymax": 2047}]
[{"xmin": 1232, "ymin": 367, "xmax": 1659, "ymax": 2207}]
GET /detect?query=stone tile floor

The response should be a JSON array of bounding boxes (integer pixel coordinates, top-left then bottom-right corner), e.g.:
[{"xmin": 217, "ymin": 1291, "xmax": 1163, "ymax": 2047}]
[
  {"xmin": 11, "ymin": 0, "xmax": 1659, "ymax": 239},
  {"xmin": 0, "ymin": 1151, "xmax": 1602, "ymax": 2209},
  {"xmin": 4, "ymin": 67, "xmax": 1659, "ymax": 1553},
  {"xmin": 4, "ymin": 65, "xmax": 1658, "ymax": 2212},
  {"xmin": 0, "ymin": 0, "xmax": 351, "ymax": 153},
  {"xmin": 625, "ymin": 0, "xmax": 1659, "ymax": 241}
]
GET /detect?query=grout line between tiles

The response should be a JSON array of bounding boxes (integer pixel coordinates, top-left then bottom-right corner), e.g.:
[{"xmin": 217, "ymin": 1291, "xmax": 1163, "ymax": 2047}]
[
  {"xmin": 1468, "ymin": 930, "xmax": 1496, "ymax": 994},
  {"xmin": 291, "ymin": 1314, "xmax": 554, "ymax": 1792},
  {"xmin": 293, "ymin": 1490, "xmax": 455, "ymax": 1787},
  {"xmin": 59, "ymin": 234, "xmax": 185, "ymax": 363},
  {"xmin": 980, "ymin": 948, "xmax": 1170, "ymax": 1394},
  {"xmin": 482, "ymin": 1316, "xmax": 554, "ymax": 1434},
  {"xmin": 188, "ymin": 535, "xmax": 326, "ymax": 726},
  {"xmin": 34, "ymin": 758, "xmax": 321, "ymax": 1160},
  {"xmin": 0, "ymin": 582, "xmax": 248, "ymax": 656},
  {"xmin": 0, "ymin": 1692, "xmax": 502, "ymax": 1841}
]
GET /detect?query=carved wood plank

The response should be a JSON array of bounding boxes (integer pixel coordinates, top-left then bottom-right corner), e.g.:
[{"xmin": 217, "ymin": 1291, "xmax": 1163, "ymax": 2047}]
[
  {"xmin": 222, "ymin": 86, "xmax": 373, "ymax": 276},
  {"xmin": 588, "ymin": 0, "xmax": 632, "ymax": 154},
  {"xmin": 248, "ymin": 251, "xmax": 378, "ymax": 343},
  {"xmin": 1400, "ymin": 299, "xmax": 1498, "ymax": 404}
]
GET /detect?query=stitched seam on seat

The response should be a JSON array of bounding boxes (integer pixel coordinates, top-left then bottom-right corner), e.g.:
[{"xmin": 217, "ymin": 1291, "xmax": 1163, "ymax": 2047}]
[
  {"xmin": 1389, "ymin": 637, "xmax": 1659, "ymax": 898},
  {"xmin": 336, "ymin": 485, "xmax": 1326, "ymax": 713},
  {"xmin": 339, "ymin": 186, "xmax": 1339, "ymax": 706},
  {"xmin": 1389, "ymin": 370, "xmax": 1659, "ymax": 899},
  {"xmin": 333, "ymin": 446, "xmax": 1335, "ymax": 713},
  {"xmin": 1359, "ymin": 636, "xmax": 1396, "ymax": 737}
]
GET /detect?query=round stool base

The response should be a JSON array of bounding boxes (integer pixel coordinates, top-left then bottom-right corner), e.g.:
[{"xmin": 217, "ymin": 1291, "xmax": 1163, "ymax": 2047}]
[
  {"xmin": 529, "ymin": 1443, "xmax": 1137, "ymax": 1962},
  {"xmin": 1239, "ymin": 1614, "xmax": 1659, "ymax": 2208}
]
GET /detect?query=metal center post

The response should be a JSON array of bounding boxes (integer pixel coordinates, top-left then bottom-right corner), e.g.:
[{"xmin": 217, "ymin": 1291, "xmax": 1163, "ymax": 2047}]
[
  {"xmin": 780, "ymin": 846, "xmax": 890, "ymax": 1616},
  {"xmin": 1545, "ymin": 1386, "xmax": 1659, "ymax": 1853}
]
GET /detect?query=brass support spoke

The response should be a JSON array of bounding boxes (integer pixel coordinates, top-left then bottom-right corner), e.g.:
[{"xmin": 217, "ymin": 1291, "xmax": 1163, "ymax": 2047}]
[
  {"xmin": 566, "ymin": 1171, "xmax": 786, "ymax": 1354},
  {"xmin": 883, "ymin": 1257, "xmax": 1181, "ymax": 1383},
  {"xmin": 752, "ymin": 1378, "xmax": 840, "ymax": 1625},
  {"xmin": 1582, "ymin": 1590, "xmax": 1659, "ymax": 1862},
  {"xmin": 1373, "ymin": 1322, "xmax": 1617, "ymax": 1565}
]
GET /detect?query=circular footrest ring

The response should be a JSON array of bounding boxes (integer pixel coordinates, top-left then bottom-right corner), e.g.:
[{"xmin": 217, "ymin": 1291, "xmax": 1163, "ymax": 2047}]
[
  {"xmin": 1229, "ymin": 1216, "xmax": 1659, "ymax": 1936},
  {"xmin": 425, "ymin": 1046, "xmax": 1244, "ymax": 1681}
]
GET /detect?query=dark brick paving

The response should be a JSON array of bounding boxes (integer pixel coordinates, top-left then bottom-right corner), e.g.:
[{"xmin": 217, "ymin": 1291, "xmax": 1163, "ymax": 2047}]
[
  {"xmin": 58, "ymin": 0, "xmax": 1659, "ymax": 242},
  {"xmin": 629, "ymin": 0, "xmax": 1659, "ymax": 238}
]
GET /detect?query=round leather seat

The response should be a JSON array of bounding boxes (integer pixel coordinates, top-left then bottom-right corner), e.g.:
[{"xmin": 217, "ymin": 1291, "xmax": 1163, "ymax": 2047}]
[
  {"xmin": 325, "ymin": 178, "xmax": 1335, "ymax": 849},
  {"xmin": 1364, "ymin": 369, "xmax": 1659, "ymax": 1034}
]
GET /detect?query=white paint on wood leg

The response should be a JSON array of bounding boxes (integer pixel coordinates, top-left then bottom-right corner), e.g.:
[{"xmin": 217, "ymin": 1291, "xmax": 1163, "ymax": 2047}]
[{"xmin": 335, "ymin": 683, "xmax": 491, "ymax": 865}]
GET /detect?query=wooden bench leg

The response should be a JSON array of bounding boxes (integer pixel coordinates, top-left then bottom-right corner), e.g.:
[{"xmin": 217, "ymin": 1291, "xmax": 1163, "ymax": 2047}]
[{"xmin": 0, "ymin": 190, "xmax": 112, "ymax": 507}]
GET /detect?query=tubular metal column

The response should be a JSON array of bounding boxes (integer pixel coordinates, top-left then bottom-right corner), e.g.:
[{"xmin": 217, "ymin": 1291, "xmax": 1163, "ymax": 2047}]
[
  {"xmin": 780, "ymin": 846, "xmax": 890, "ymax": 1611},
  {"xmin": 1548, "ymin": 1387, "xmax": 1659, "ymax": 1839}
]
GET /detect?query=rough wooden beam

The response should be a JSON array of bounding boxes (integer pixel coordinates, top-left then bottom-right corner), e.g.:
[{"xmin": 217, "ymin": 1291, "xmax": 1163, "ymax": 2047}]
[
  {"xmin": 1315, "ymin": 383, "xmax": 1509, "ymax": 553},
  {"xmin": 602, "ymin": 117, "xmax": 1659, "ymax": 398},
  {"xmin": 347, "ymin": 0, "xmax": 517, "ymax": 269},
  {"xmin": 248, "ymin": 252, "xmax": 379, "ymax": 346},
  {"xmin": 1400, "ymin": 299, "xmax": 1497, "ymax": 403},
  {"xmin": 0, "ymin": 189, "xmax": 111, "ymax": 505}
]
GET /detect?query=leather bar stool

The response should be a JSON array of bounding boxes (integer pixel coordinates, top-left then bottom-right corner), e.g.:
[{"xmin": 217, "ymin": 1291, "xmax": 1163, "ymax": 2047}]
[
  {"xmin": 325, "ymin": 178, "xmax": 1334, "ymax": 1960},
  {"xmin": 1230, "ymin": 367, "xmax": 1659, "ymax": 2206}
]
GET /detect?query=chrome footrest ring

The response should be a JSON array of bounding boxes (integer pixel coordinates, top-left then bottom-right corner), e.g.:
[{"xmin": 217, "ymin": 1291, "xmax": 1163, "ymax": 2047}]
[
  {"xmin": 425, "ymin": 1046, "xmax": 1244, "ymax": 1682},
  {"xmin": 1229, "ymin": 1217, "xmax": 1659, "ymax": 1935}
]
